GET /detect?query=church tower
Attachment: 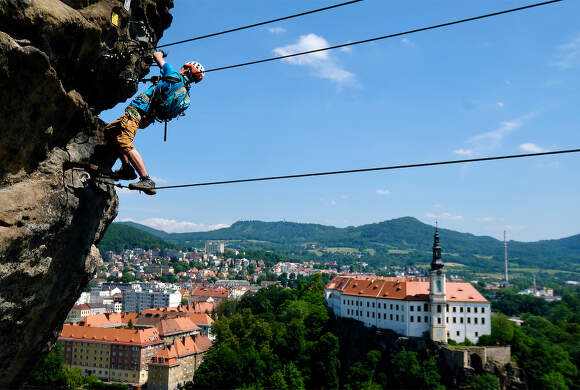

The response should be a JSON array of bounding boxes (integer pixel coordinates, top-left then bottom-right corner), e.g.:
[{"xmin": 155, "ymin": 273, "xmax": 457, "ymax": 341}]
[{"xmin": 429, "ymin": 227, "xmax": 447, "ymax": 342}]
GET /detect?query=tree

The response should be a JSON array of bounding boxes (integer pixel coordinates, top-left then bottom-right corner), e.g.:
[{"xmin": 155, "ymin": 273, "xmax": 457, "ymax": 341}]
[
  {"xmin": 540, "ymin": 371, "xmax": 569, "ymax": 390},
  {"xmin": 28, "ymin": 343, "xmax": 65, "ymax": 386},
  {"xmin": 470, "ymin": 373, "xmax": 499, "ymax": 390},
  {"xmin": 62, "ymin": 366, "xmax": 84, "ymax": 389}
]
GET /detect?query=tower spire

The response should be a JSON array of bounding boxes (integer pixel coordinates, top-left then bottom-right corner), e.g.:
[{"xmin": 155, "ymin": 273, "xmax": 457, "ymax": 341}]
[{"xmin": 431, "ymin": 226, "xmax": 444, "ymax": 271}]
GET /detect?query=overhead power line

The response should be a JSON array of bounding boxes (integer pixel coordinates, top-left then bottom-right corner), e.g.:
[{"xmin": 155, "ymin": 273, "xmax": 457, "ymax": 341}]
[
  {"xmin": 108, "ymin": 148, "xmax": 580, "ymax": 191},
  {"xmin": 203, "ymin": 0, "xmax": 562, "ymax": 73},
  {"xmin": 156, "ymin": 0, "xmax": 364, "ymax": 49}
]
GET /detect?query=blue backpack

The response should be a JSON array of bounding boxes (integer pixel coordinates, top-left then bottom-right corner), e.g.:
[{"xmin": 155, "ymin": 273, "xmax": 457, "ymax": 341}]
[{"xmin": 150, "ymin": 76, "xmax": 191, "ymax": 121}]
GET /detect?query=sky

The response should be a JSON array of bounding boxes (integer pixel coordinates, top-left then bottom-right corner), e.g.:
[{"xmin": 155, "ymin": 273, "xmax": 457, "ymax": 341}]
[{"xmin": 100, "ymin": 0, "xmax": 580, "ymax": 242}]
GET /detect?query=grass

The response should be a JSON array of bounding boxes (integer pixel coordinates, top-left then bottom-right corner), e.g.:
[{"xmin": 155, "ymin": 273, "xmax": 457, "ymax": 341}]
[
  {"xmin": 388, "ymin": 249, "xmax": 415, "ymax": 254},
  {"xmin": 474, "ymin": 254, "xmax": 493, "ymax": 260},
  {"xmin": 445, "ymin": 262, "xmax": 466, "ymax": 267},
  {"xmin": 326, "ymin": 247, "xmax": 359, "ymax": 254},
  {"xmin": 364, "ymin": 248, "xmax": 376, "ymax": 256}
]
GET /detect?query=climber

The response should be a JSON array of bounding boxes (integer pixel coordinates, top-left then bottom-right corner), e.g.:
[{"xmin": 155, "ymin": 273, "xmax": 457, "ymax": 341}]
[{"xmin": 104, "ymin": 50, "xmax": 204, "ymax": 195}]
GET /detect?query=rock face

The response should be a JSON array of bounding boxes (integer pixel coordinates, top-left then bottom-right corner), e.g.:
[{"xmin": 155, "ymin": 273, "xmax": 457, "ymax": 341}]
[{"xmin": 0, "ymin": 0, "xmax": 173, "ymax": 387}]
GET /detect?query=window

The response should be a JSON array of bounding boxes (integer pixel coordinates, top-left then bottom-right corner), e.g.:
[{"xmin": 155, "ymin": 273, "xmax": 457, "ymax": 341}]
[
  {"xmin": 453, "ymin": 317, "xmax": 456, "ymax": 324},
  {"xmin": 424, "ymin": 303, "xmax": 428, "ymax": 311},
  {"xmin": 390, "ymin": 304, "xmax": 393, "ymax": 310},
  {"xmin": 467, "ymin": 318, "xmax": 471, "ymax": 324},
  {"xmin": 467, "ymin": 307, "xmax": 471, "ymax": 313},
  {"xmin": 456, "ymin": 331, "xmax": 460, "ymax": 336},
  {"xmin": 417, "ymin": 305, "xmax": 421, "ymax": 312},
  {"xmin": 367, "ymin": 312, "xmax": 369, "ymax": 318},
  {"xmin": 460, "ymin": 307, "xmax": 464, "ymax": 313},
  {"xmin": 396, "ymin": 304, "xmax": 399, "ymax": 310},
  {"xmin": 437, "ymin": 318, "xmax": 441, "ymax": 324},
  {"xmin": 453, "ymin": 307, "xmax": 456, "ymax": 313},
  {"xmin": 482, "ymin": 308, "xmax": 486, "ymax": 313},
  {"xmin": 367, "ymin": 302, "xmax": 369, "ymax": 307},
  {"xmin": 372, "ymin": 312, "xmax": 375, "ymax": 318},
  {"xmin": 417, "ymin": 316, "xmax": 421, "ymax": 323},
  {"xmin": 410, "ymin": 306, "xmax": 414, "ymax": 312},
  {"xmin": 474, "ymin": 307, "xmax": 478, "ymax": 313},
  {"xmin": 437, "ymin": 305, "xmax": 441, "ymax": 313},
  {"xmin": 482, "ymin": 318, "xmax": 485, "ymax": 325},
  {"xmin": 424, "ymin": 316, "xmax": 428, "ymax": 323},
  {"xmin": 475, "ymin": 332, "xmax": 479, "ymax": 337},
  {"xmin": 410, "ymin": 316, "xmax": 414, "ymax": 322},
  {"xmin": 372, "ymin": 302, "xmax": 375, "ymax": 308},
  {"xmin": 390, "ymin": 314, "xmax": 393, "ymax": 320},
  {"xmin": 396, "ymin": 314, "xmax": 399, "ymax": 321},
  {"xmin": 460, "ymin": 317, "xmax": 464, "ymax": 324},
  {"xmin": 446, "ymin": 304, "xmax": 449, "ymax": 312},
  {"xmin": 474, "ymin": 318, "xmax": 478, "ymax": 324}
]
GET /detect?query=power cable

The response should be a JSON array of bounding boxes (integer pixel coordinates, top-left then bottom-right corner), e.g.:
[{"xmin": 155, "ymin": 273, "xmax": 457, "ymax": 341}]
[
  {"xmin": 156, "ymin": 0, "xmax": 364, "ymax": 49},
  {"xmin": 105, "ymin": 148, "xmax": 580, "ymax": 191},
  {"xmin": 202, "ymin": 0, "xmax": 562, "ymax": 73}
]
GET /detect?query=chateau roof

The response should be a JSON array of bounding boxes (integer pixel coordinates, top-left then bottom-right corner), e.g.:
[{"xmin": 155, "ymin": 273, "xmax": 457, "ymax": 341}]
[{"xmin": 326, "ymin": 276, "xmax": 487, "ymax": 303}]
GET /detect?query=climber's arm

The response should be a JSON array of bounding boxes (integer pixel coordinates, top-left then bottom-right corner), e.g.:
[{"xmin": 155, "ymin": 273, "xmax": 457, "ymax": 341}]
[{"xmin": 153, "ymin": 51, "xmax": 166, "ymax": 68}]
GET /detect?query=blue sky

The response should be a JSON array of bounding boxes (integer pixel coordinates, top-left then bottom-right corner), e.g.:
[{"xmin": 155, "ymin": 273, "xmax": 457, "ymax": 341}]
[{"xmin": 100, "ymin": 0, "xmax": 580, "ymax": 241}]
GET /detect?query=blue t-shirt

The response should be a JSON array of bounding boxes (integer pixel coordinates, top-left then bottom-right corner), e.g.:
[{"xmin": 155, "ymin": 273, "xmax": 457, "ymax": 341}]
[{"xmin": 129, "ymin": 63, "xmax": 183, "ymax": 113}]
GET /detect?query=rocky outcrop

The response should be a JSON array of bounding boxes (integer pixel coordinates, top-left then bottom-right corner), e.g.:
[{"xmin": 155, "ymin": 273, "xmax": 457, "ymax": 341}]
[{"xmin": 0, "ymin": 0, "xmax": 173, "ymax": 387}]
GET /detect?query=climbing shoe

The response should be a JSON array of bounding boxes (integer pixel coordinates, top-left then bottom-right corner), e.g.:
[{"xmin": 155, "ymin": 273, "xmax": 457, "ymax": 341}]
[
  {"xmin": 113, "ymin": 163, "xmax": 137, "ymax": 181},
  {"xmin": 128, "ymin": 176, "xmax": 157, "ymax": 195}
]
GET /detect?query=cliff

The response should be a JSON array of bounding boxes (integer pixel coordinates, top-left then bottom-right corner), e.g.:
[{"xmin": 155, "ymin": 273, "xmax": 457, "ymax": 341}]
[
  {"xmin": 0, "ymin": 0, "xmax": 173, "ymax": 387},
  {"xmin": 331, "ymin": 316, "xmax": 527, "ymax": 389}
]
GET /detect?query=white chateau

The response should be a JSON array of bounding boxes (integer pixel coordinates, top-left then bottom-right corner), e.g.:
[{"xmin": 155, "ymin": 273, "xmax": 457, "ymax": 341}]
[{"xmin": 324, "ymin": 229, "xmax": 491, "ymax": 343}]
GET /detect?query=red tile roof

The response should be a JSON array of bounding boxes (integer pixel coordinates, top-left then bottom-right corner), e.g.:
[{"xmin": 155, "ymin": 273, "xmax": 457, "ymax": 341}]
[
  {"xmin": 60, "ymin": 324, "xmax": 163, "ymax": 347},
  {"xmin": 326, "ymin": 276, "xmax": 487, "ymax": 303},
  {"xmin": 149, "ymin": 335, "xmax": 213, "ymax": 366}
]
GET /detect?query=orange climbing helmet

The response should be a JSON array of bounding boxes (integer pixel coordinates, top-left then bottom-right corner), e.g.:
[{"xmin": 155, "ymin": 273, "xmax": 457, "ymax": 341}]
[{"xmin": 181, "ymin": 61, "xmax": 205, "ymax": 83}]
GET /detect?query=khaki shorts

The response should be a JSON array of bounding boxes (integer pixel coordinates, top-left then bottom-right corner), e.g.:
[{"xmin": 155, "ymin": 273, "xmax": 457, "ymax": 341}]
[{"xmin": 104, "ymin": 110, "xmax": 153, "ymax": 152}]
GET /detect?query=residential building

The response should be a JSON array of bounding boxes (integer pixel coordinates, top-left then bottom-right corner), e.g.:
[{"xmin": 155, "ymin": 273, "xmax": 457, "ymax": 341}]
[
  {"xmin": 135, "ymin": 313, "xmax": 201, "ymax": 345},
  {"xmin": 204, "ymin": 241, "xmax": 225, "ymax": 255},
  {"xmin": 59, "ymin": 324, "xmax": 164, "ymax": 386},
  {"xmin": 189, "ymin": 286, "xmax": 229, "ymax": 303},
  {"xmin": 325, "ymin": 229, "xmax": 491, "ymax": 343},
  {"xmin": 147, "ymin": 334, "xmax": 213, "ymax": 390},
  {"xmin": 122, "ymin": 289, "xmax": 181, "ymax": 313}
]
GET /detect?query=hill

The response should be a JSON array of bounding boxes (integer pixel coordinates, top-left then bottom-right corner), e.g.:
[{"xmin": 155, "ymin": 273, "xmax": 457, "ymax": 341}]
[
  {"xmin": 114, "ymin": 218, "xmax": 580, "ymax": 273},
  {"xmin": 97, "ymin": 223, "xmax": 174, "ymax": 253}
]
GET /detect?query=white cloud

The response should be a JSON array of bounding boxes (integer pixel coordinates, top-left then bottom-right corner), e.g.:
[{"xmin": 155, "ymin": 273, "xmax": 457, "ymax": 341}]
[
  {"xmin": 496, "ymin": 102, "xmax": 504, "ymax": 108},
  {"xmin": 121, "ymin": 218, "xmax": 230, "ymax": 233},
  {"xmin": 376, "ymin": 189, "xmax": 391, "ymax": 196},
  {"xmin": 273, "ymin": 33, "xmax": 355, "ymax": 85},
  {"xmin": 454, "ymin": 148, "xmax": 474, "ymax": 156},
  {"xmin": 551, "ymin": 33, "xmax": 580, "ymax": 69},
  {"xmin": 267, "ymin": 26, "xmax": 286, "ymax": 34},
  {"xmin": 505, "ymin": 80, "xmax": 511, "ymax": 86},
  {"xmin": 506, "ymin": 224, "xmax": 526, "ymax": 231},
  {"xmin": 519, "ymin": 143, "xmax": 546, "ymax": 153},
  {"xmin": 454, "ymin": 113, "xmax": 534, "ymax": 156},
  {"xmin": 150, "ymin": 176, "xmax": 167, "ymax": 184},
  {"xmin": 477, "ymin": 217, "xmax": 496, "ymax": 223},
  {"xmin": 432, "ymin": 204, "xmax": 443, "ymax": 209},
  {"xmin": 330, "ymin": 200, "xmax": 337, "ymax": 206},
  {"xmin": 424, "ymin": 212, "xmax": 463, "ymax": 221},
  {"xmin": 401, "ymin": 38, "xmax": 413, "ymax": 46}
]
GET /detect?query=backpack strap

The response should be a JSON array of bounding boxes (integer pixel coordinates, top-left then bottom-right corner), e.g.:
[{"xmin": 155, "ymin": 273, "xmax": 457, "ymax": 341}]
[{"xmin": 160, "ymin": 76, "xmax": 182, "ymax": 83}]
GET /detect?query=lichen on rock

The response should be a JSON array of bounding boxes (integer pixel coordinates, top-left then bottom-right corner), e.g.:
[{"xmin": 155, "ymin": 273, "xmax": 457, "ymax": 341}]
[{"xmin": 0, "ymin": 0, "xmax": 173, "ymax": 387}]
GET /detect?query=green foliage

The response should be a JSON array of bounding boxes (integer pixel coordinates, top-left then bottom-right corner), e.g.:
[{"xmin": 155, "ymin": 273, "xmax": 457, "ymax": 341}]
[
  {"xmin": 191, "ymin": 276, "xmax": 338, "ymax": 389},
  {"xmin": 470, "ymin": 373, "xmax": 500, "ymax": 390},
  {"xmin": 344, "ymin": 350, "xmax": 383, "ymax": 390},
  {"xmin": 98, "ymin": 223, "xmax": 174, "ymax": 254},
  {"xmin": 389, "ymin": 350, "xmax": 443, "ymax": 389},
  {"xmin": 28, "ymin": 343, "xmax": 65, "ymax": 386},
  {"xmin": 487, "ymin": 289, "xmax": 580, "ymax": 389},
  {"xmin": 62, "ymin": 366, "xmax": 84, "ymax": 389}
]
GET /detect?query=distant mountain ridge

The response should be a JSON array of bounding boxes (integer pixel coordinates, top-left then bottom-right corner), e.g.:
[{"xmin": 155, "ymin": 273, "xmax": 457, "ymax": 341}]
[{"xmin": 112, "ymin": 217, "xmax": 580, "ymax": 272}]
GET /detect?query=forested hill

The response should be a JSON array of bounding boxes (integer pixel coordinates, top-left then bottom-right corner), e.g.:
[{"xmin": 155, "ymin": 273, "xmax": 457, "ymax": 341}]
[
  {"xmin": 114, "ymin": 217, "xmax": 580, "ymax": 272},
  {"xmin": 98, "ymin": 223, "xmax": 174, "ymax": 253}
]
